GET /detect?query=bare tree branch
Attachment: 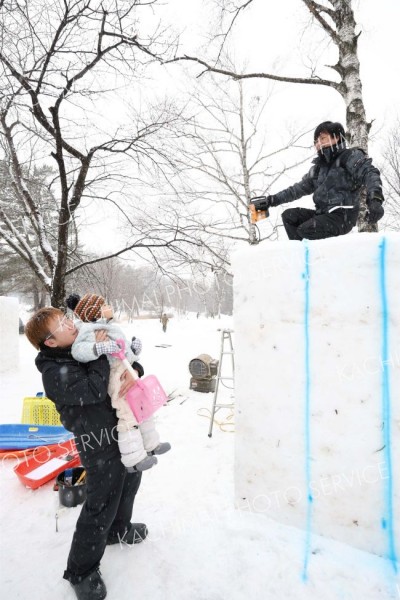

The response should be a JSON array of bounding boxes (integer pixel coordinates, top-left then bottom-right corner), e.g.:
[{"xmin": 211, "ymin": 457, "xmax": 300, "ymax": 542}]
[
  {"xmin": 167, "ymin": 55, "xmax": 340, "ymax": 89},
  {"xmin": 301, "ymin": 0, "xmax": 339, "ymax": 42},
  {"xmin": 214, "ymin": 0, "xmax": 255, "ymax": 62}
]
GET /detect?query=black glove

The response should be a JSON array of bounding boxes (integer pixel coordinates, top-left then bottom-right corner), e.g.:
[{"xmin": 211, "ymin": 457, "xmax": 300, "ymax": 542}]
[
  {"xmin": 366, "ymin": 195, "xmax": 384, "ymax": 223},
  {"xmin": 251, "ymin": 195, "xmax": 273, "ymax": 212}
]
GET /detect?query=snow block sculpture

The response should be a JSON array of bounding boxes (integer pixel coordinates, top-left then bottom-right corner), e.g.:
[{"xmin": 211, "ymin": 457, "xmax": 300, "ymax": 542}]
[
  {"xmin": 0, "ymin": 296, "xmax": 19, "ymax": 372},
  {"xmin": 232, "ymin": 233, "xmax": 399, "ymax": 570}
]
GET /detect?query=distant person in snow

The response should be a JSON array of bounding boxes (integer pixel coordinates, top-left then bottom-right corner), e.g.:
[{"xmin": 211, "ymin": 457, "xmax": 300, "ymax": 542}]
[
  {"xmin": 66, "ymin": 293, "xmax": 171, "ymax": 473},
  {"xmin": 252, "ymin": 121, "xmax": 384, "ymax": 241},
  {"xmin": 25, "ymin": 306, "xmax": 145, "ymax": 600},
  {"xmin": 161, "ymin": 313, "xmax": 169, "ymax": 332}
]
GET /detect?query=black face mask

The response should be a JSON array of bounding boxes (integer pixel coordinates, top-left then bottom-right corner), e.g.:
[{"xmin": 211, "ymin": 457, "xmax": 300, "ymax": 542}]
[{"xmin": 317, "ymin": 140, "xmax": 346, "ymax": 162}]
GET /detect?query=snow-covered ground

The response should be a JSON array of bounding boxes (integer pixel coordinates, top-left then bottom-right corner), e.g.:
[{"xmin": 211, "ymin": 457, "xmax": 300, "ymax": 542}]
[{"xmin": 1, "ymin": 315, "xmax": 399, "ymax": 599}]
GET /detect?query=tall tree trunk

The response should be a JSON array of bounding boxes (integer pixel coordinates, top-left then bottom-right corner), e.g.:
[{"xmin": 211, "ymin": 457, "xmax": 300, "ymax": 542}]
[{"xmin": 330, "ymin": 0, "xmax": 375, "ymax": 232}]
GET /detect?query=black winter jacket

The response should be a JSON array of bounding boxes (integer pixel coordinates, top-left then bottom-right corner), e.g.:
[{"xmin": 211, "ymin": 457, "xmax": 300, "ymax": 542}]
[
  {"xmin": 35, "ymin": 346, "xmax": 142, "ymax": 466},
  {"xmin": 272, "ymin": 146, "xmax": 383, "ymax": 214}
]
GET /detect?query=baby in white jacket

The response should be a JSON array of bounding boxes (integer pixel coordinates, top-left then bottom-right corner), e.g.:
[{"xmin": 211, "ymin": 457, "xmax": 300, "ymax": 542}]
[{"xmin": 66, "ymin": 293, "xmax": 170, "ymax": 472}]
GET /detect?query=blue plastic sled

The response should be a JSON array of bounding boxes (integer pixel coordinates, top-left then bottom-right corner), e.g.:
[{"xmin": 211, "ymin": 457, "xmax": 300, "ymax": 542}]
[{"xmin": 0, "ymin": 424, "xmax": 73, "ymax": 450}]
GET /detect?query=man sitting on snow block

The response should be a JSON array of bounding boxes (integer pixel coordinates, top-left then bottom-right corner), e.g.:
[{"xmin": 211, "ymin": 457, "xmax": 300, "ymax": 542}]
[
  {"xmin": 25, "ymin": 307, "xmax": 147, "ymax": 600},
  {"xmin": 252, "ymin": 121, "xmax": 384, "ymax": 240}
]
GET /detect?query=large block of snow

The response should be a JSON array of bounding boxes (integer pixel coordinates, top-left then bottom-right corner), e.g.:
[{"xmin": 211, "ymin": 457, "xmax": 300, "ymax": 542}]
[
  {"xmin": 0, "ymin": 296, "xmax": 19, "ymax": 373},
  {"xmin": 233, "ymin": 233, "xmax": 399, "ymax": 563}
]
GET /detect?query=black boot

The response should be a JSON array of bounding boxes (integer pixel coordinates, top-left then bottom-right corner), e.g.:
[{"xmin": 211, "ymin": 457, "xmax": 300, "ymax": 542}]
[
  {"xmin": 70, "ymin": 568, "xmax": 107, "ymax": 600},
  {"xmin": 106, "ymin": 522, "xmax": 148, "ymax": 546}
]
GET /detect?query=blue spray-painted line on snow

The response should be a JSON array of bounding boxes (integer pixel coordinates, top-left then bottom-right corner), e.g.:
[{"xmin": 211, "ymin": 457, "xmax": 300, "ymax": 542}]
[
  {"xmin": 378, "ymin": 237, "xmax": 398, "ymax": 574},
  {"xmin": 302, "ymin": 241, "xmax": 313, "ymax": 582}
]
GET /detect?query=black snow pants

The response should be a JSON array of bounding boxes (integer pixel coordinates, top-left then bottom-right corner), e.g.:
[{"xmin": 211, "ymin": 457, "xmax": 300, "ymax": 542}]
[
  {"xmin": 63, "ymin": 443, "xmax": 142, "ymax": 585},
  {"xmin": 281, "ymin": 207, "xmax": 358, "ymax": 241}
]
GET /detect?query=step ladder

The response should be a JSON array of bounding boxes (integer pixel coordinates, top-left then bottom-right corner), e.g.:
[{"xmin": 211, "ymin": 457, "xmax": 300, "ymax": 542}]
[{"xmin": 208, "ymin": 329, "xmax": 235, "ymax": 437}]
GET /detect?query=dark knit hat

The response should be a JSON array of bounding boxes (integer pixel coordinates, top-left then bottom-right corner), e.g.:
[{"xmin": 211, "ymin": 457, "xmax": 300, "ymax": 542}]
[
  {"xmin": 66, "ymin": 293, "xmax": 106, "ymax": 322},
  {"xmin": 314, "ymin": 121, "xmax": 346, "ymax": 143}
]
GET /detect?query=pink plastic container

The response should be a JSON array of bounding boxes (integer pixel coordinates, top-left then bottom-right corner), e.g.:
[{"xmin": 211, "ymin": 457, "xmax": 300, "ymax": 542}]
[
  {"xmin": 126, "ymin": 375, "xmax": 168, "ymax": 424},
  {"xmin": 112, "ymin": 339, "xmax": 168, "ymax": 424}
]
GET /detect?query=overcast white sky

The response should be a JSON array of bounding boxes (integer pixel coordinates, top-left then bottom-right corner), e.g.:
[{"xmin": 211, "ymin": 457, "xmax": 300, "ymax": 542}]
[{"xmin": 161, "ymin": 0, "xmax": 399, "ymax": 144}]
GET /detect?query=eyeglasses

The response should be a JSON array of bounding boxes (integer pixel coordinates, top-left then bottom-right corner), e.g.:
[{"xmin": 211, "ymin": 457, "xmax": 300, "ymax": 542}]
[{"xmin": 44, "ymin": 315, "xmax": 76, "ymax": 341}]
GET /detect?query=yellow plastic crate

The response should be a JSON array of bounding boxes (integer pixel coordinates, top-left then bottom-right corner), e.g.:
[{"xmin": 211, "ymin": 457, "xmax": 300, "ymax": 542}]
[{"xmin": 21, "ymin": 395, "xmax": 61, "ymax": 426}]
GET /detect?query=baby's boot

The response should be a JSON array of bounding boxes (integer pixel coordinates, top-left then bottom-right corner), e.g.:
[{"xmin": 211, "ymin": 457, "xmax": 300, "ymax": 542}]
[
  {"xmin": 127, "ymin": 455, "xmax": 158, "ymax": 472},
  {"xmin": 148, "ymin": 442, "xmax": 171, "ymax": 456}
]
